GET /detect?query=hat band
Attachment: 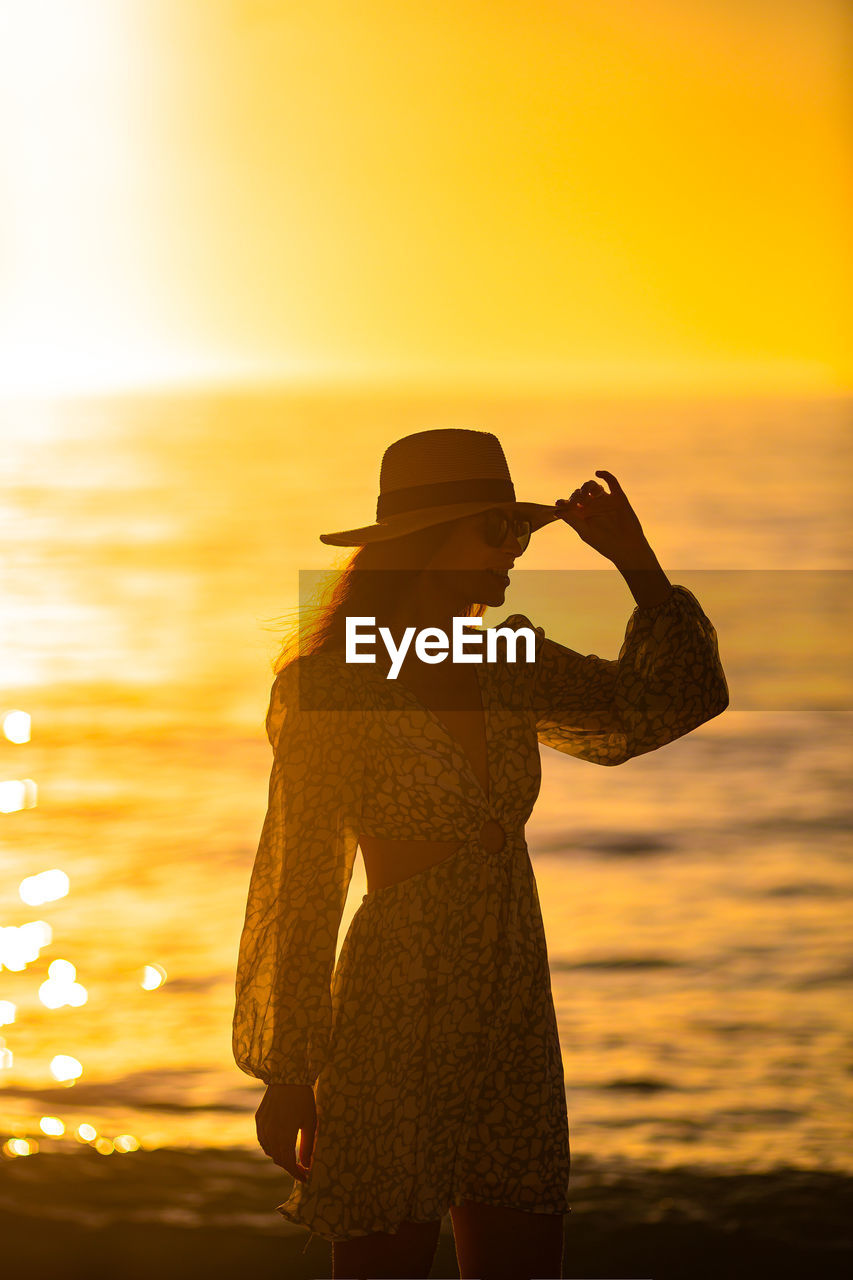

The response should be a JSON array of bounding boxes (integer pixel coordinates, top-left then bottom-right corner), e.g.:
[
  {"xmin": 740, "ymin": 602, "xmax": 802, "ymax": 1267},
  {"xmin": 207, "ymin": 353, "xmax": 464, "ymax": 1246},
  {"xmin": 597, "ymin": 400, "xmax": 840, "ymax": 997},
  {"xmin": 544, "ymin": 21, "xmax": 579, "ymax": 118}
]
[{"xmin": 376, "ymin": 476, "xmax": 516, "ymax": 520}]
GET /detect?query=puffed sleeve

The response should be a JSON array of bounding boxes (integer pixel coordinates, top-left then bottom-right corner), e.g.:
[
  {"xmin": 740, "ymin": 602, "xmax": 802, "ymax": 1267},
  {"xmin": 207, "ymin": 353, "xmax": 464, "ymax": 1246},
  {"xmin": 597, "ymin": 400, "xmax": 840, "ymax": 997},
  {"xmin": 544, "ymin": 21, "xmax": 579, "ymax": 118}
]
[
  {"xmin": 504, "ymin": 583, "xmax": 729, "ymax": 766},
  {"xmin": 232, "ymin": 653, "xmax": 366, "ymax": 1087}
]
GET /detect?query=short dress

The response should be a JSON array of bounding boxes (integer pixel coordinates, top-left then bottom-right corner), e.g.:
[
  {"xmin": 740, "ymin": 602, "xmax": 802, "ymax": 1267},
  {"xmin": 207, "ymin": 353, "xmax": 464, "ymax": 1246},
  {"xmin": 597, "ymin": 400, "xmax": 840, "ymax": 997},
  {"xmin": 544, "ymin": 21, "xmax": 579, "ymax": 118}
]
[{"xmin": 232, "ymin": 583, "xmax": 728, "ymax": 1243}]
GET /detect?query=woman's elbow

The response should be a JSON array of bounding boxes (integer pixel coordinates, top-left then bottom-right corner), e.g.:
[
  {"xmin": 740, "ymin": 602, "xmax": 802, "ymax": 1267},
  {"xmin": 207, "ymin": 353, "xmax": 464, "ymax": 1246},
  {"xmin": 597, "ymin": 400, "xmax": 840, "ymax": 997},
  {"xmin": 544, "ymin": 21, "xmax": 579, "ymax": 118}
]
[{"xmin": 700, "ymin": 677, "xmax": 730, "ymax": 725}]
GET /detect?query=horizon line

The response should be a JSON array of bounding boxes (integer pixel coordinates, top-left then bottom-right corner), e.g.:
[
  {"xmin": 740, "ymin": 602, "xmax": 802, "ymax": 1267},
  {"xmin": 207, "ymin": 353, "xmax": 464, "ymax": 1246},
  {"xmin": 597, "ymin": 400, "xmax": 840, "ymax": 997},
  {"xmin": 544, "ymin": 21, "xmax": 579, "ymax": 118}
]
[{"xmin": 0, "ymin": 373, "xmax": 850, "ymax": 403}]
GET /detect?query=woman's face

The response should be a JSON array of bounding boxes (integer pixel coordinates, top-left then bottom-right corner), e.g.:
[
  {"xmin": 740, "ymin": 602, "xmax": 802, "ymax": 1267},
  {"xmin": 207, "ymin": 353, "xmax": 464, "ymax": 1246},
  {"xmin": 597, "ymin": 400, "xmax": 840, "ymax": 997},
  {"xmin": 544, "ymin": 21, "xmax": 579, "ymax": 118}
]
[{"xmin": 420, "ymin": 503, "xmax": 527, "ymax": 609}]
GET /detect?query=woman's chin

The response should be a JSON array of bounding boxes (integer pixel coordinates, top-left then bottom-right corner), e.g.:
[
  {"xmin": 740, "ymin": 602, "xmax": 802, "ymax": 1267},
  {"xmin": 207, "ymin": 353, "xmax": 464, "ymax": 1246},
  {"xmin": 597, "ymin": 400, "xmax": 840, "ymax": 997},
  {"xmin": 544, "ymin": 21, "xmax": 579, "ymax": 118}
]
[{"xmin": 479, "ymin": 573, "xmax": 508, "ymax": 603}]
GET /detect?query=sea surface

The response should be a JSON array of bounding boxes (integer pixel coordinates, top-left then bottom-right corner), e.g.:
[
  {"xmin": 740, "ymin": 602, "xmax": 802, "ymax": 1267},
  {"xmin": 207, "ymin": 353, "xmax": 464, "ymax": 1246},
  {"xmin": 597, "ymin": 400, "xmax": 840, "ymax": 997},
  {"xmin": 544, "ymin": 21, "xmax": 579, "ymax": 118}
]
[{"xmin": 1, "ymin": 389, "xmax": 851, "ymax": 1182}]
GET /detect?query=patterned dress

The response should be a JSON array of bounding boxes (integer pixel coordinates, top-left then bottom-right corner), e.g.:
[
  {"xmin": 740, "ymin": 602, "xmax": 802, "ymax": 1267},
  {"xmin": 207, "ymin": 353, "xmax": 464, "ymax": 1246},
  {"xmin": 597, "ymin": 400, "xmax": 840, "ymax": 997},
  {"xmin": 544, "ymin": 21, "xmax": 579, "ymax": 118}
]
[{"xmin": 232, "ymin": 583, "xmax": 728, "ymax": 1243}]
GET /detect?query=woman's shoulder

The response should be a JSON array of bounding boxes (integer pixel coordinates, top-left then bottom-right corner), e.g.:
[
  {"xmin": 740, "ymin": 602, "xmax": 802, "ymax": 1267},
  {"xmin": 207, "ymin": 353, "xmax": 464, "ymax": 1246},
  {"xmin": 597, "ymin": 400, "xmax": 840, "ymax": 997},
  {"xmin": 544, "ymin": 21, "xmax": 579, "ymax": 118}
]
[
  {"xmin": 493, "ymin": 612, "xmax": 541, "ymax": 634},
  {"xmin": 266, "ymin": 651, "xmax": 367, "ymax": 750},
  {"xmin": 487, "ymin": 613, "xmax": 544, "ymax": 652},
  {"xmin": 272, "ymin": 648, "xmax": 366, "ymax": 711}
]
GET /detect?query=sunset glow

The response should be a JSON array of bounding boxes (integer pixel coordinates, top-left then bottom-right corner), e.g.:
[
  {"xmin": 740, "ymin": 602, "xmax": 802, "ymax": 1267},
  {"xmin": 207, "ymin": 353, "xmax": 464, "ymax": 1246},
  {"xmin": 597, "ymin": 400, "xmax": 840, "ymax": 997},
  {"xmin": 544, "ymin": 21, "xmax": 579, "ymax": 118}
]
[
  {"xmin": 1, "ymin": 9, "xmax": 850, "ymax": 1260},
  {"xmin": 0, "ymin": 0, "xmax": 849, "ymax": 395}
]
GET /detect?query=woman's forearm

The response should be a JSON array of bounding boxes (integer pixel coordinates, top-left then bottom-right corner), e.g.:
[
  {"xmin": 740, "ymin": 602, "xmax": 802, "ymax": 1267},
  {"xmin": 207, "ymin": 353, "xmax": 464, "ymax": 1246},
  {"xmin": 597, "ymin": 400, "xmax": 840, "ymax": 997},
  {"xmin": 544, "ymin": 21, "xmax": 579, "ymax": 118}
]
[{"xmin": 613, "ymin": 538, "xmax": 674, "ymax": 610}]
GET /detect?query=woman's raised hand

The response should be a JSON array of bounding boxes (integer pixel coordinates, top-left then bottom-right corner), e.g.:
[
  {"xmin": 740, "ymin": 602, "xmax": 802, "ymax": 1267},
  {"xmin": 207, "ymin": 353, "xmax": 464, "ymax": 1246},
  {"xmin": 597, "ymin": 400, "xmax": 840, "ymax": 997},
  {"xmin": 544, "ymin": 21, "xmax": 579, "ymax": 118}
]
[
  {"xmin": 255, "ymin": 1082, "xmax": 316, "ymax": 1182},
  {"xmin": 554, "ymin": 470, "xmax": 649, "ymax": 566}
]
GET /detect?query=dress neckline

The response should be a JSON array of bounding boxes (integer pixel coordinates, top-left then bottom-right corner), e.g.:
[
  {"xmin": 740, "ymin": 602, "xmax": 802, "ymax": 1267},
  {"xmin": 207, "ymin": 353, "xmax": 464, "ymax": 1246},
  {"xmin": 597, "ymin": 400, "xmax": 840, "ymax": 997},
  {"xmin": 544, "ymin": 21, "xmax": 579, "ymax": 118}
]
[{"xmin": 389, "ymin": 663, "xmax": 492, "ymax": 806}]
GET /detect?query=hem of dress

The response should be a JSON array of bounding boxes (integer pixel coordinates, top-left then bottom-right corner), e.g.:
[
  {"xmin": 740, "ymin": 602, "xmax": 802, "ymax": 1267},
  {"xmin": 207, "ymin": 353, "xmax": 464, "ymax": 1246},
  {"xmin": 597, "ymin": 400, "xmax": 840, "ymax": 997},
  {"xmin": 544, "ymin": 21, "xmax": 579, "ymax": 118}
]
[{"xmin": 276, "ymin": 1189, "xmax": 572, "ymax": 1245}]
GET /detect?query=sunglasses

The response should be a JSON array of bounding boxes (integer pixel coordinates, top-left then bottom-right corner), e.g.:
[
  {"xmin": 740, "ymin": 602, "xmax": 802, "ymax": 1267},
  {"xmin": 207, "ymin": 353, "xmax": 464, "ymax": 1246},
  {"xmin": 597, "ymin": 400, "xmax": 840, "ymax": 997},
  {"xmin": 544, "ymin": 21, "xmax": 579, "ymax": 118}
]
[{"xmin": 482, "ymin": 508, "xmax": 532, "ymax": 552}]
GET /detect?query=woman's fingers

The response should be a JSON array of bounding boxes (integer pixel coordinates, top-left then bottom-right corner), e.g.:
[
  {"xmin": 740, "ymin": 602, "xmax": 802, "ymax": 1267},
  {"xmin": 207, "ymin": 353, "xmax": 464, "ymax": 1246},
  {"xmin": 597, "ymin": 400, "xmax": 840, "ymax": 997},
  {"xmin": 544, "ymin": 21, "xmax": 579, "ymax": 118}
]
[
  {"xmin": 595, "ymin": 469, "xmax": 623, "ymax": 495},
  {"xmin": 268, "ymin": 1143, "xmax": 308, "ymax": 1180},
  {"xmin": 256, "ymin": 1120, "xmax": 312, "ymax": 1180},
  {"xmin": 557, "ymin": 476, "xmax": 611, "ymax": 509}
]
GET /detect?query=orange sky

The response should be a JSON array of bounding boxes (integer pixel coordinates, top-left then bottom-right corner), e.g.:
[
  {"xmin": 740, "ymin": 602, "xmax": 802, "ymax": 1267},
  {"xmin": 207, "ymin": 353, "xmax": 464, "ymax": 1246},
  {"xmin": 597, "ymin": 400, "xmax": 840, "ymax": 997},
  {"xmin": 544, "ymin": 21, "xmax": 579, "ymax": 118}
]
[{"xmin": 0, "ymin": 0, "xmax": 849, "ymax": 394}]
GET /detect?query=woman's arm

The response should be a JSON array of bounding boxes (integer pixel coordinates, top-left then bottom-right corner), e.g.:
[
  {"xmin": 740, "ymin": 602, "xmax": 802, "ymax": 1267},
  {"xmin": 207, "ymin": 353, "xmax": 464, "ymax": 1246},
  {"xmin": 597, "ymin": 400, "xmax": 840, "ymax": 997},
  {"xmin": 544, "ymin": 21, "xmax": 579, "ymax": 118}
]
[
  {"xmin": 511, "ymin": 585, "xmax": 728, "ymax": 766},
  {"xmin": 232, "ymin": 656, "xmax": 366, "ymax": 1087},
  {"xmin": 512, "ymin": 467, "xmax": 727, "ymax": 764},
  {"xmin": 612, "ymin": 540, "xmax": 674, "ymax": 611}
]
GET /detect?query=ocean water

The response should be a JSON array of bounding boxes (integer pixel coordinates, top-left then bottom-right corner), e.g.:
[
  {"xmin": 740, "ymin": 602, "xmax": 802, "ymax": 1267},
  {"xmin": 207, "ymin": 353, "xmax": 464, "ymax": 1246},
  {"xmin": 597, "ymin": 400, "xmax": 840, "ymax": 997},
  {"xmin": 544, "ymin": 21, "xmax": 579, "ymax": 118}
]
[{"xmin": 1, "ymin": 389, "xmax": 851, "ymax": 1177}]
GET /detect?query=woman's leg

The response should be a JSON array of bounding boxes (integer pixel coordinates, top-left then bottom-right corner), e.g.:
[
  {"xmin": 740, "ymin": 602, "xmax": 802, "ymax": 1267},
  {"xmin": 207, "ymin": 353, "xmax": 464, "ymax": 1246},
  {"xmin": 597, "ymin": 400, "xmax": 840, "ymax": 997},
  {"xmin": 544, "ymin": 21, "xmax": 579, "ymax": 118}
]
[
  {"xmin": 450, "ymin": 1199, "xmax": 565, "ymax": 1280},
  {"xmin": 331, "ymin": 1217, "xmax": 441, "ymax": 1280}
]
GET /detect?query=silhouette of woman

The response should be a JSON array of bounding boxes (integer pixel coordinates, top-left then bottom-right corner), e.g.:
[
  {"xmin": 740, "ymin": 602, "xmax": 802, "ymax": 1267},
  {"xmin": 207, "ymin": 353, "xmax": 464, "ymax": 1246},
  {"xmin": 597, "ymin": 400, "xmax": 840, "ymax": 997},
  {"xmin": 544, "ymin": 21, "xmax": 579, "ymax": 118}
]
[{"xmin": 232, "ymin": 428, "xmax": 729, "ymax": 1279}]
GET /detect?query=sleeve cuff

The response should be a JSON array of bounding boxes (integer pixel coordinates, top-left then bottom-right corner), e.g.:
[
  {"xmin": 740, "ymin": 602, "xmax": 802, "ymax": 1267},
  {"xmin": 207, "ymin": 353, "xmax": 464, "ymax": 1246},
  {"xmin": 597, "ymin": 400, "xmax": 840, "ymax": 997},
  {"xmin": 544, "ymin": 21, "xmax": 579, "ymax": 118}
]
[{"xmin": 633, "ymin": 583, "xmax": 677, "ymax": 617}]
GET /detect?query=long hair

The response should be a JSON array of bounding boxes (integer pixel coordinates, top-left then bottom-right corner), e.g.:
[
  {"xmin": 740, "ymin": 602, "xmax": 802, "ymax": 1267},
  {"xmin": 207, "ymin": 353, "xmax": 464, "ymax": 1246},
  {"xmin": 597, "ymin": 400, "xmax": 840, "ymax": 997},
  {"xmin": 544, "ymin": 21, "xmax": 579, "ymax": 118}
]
[{"xmin": 269, "ymin": 520, "xmax": 488, "ymax": 675}]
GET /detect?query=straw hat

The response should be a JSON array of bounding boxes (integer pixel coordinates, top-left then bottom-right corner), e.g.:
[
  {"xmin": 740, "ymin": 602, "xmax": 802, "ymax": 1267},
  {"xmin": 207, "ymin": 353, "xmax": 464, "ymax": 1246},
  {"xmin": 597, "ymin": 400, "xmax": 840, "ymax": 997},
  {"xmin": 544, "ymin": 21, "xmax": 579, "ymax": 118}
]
[{"xmin": 319, "ymin": 428, "xmax": 560, "ymax": 546}]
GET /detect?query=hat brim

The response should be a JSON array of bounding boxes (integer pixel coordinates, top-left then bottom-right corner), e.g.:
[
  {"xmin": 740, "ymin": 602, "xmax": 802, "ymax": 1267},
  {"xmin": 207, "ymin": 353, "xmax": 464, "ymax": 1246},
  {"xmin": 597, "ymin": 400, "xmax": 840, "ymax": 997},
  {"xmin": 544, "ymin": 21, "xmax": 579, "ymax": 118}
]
[{"xmin": 319, "ymin": 500, "xmax": 560, "ymax": 546}]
